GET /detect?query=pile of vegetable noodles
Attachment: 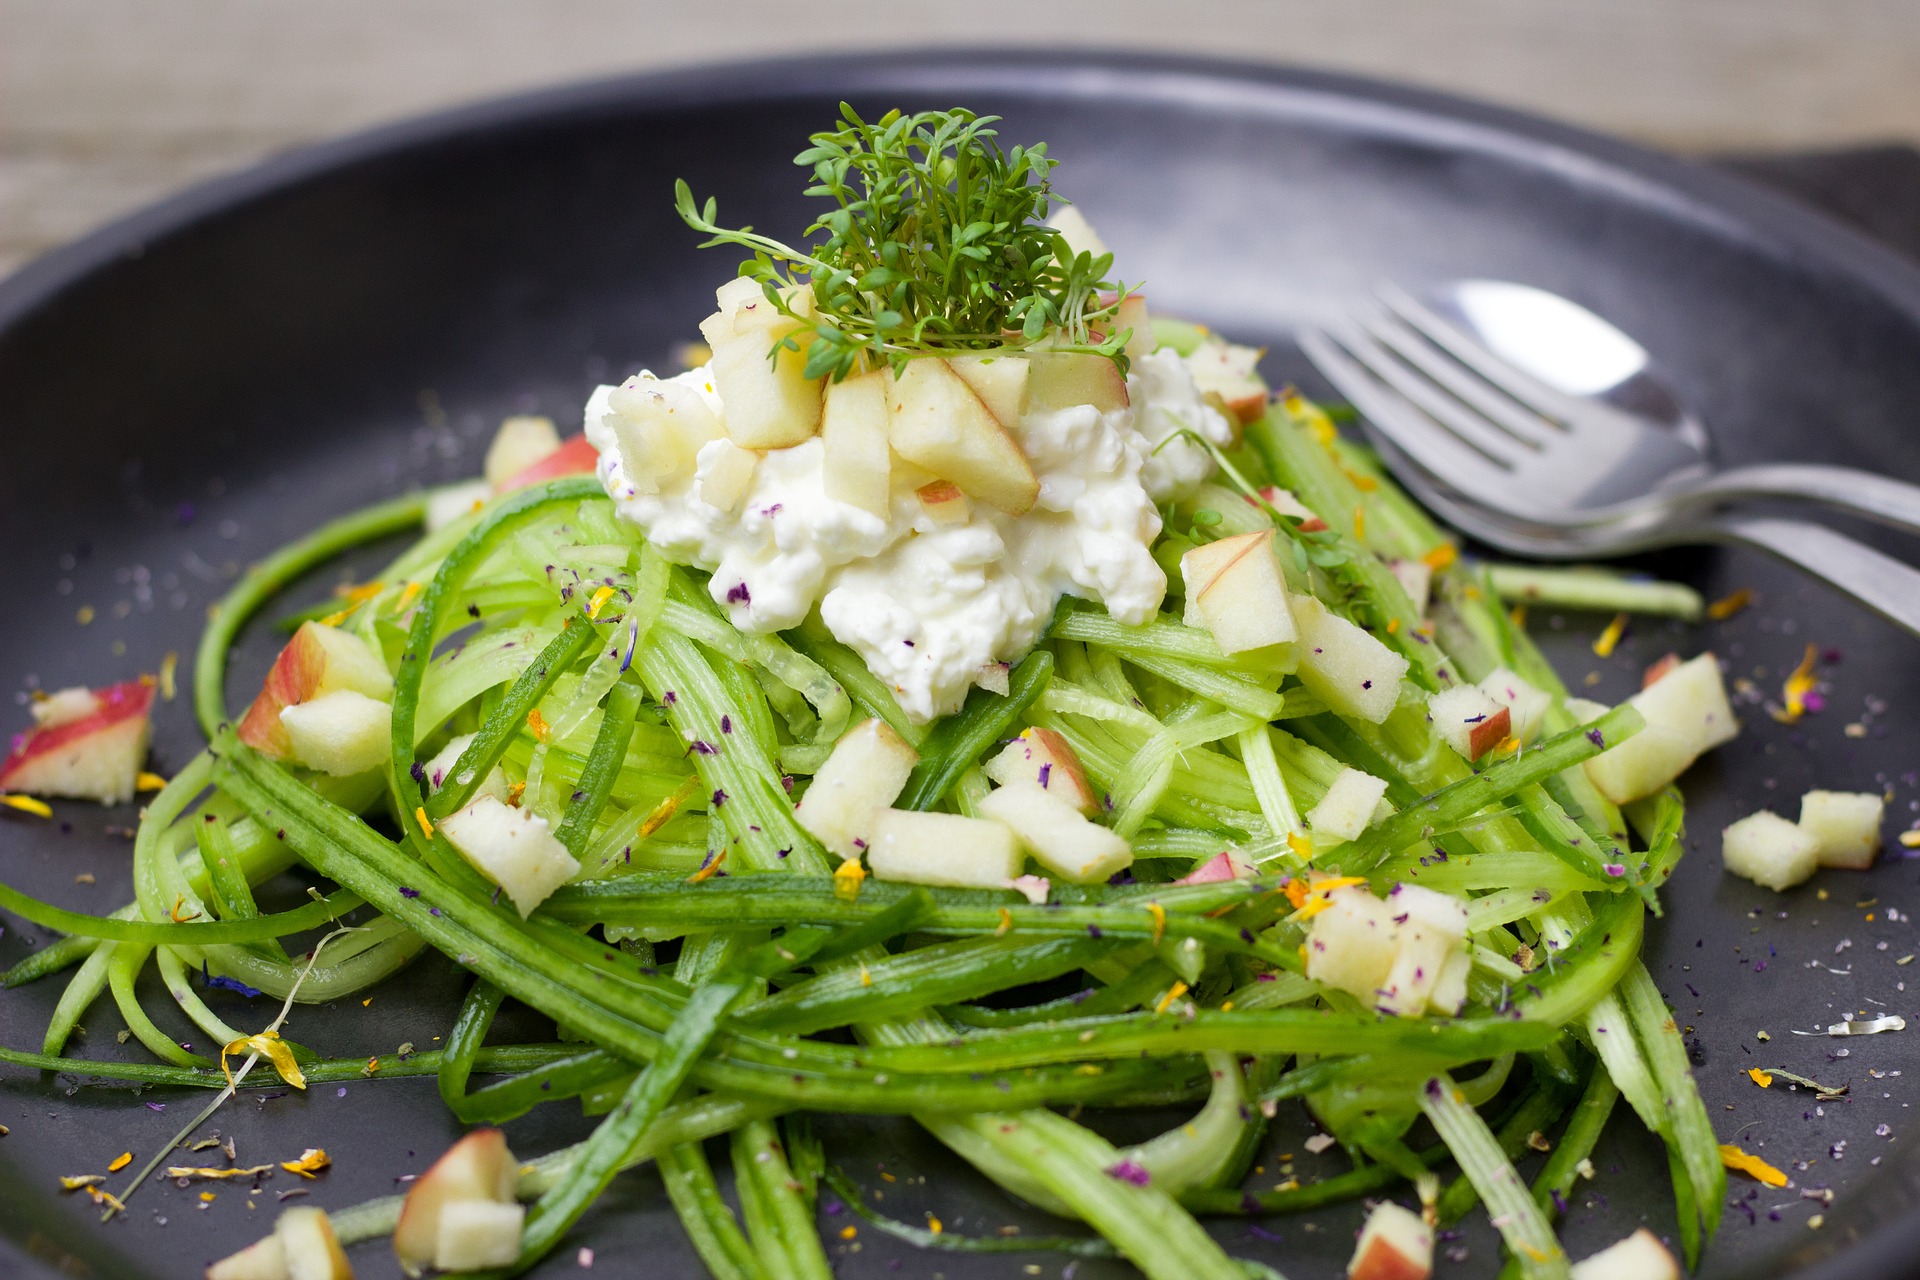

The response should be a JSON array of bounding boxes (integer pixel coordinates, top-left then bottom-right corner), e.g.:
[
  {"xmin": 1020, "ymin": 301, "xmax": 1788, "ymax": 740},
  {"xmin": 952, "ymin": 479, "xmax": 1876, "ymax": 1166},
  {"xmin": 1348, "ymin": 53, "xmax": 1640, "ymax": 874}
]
[{"xmin": 0, "ymin": 387, "xmax": 1719, "ymax": 1279}]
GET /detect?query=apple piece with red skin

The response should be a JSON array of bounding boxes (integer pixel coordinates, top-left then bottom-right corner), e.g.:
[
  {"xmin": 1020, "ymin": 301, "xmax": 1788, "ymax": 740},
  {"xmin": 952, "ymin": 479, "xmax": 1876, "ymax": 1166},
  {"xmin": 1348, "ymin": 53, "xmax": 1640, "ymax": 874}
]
[
  {"xmin": 207, "ymin": 1206, "xmax": 353, "ymax": 1280},
  {"xmin": 1427, "ymin": 684, "xmax": 1511, "ymax": 761},
  {"xmin": 1569, "ymin": 1228, "xmax": 1679, "ymax": 1280},
  {"xmin": 1186, "ymin": 337, "xmax": 1269, "ymax": 425},
  {"xmin": 915, "ymin": 480, "xmax": 972, "ymax": 524},
  {"xmin": 1253, "ymin": 486, "xmax": 1327, "ymax": 531},
  {"xmin": 1, "ymin": 678, "xmax": 153, "ymax": 804},
  {"xmin": 393, "ymin": 1129, "xmax": 520, "ymax": 1276},
  {"xmin": 237, "ymin": 622, "xmax": 392, "ymax": 761},
  {"xmin": 483, "ymin": 415, "xmax": 560, "ymax": 489},
  {"xmin": 1181, "ymin": 531, "xmax": 1298, "ymax": 657},
  {"xmin": 496, "ymin": 433, "xmax": 598, "ymax": 493},
  {"xmin": 1347, "ymin": 1200, "xmax": 1432, "ymax": 1280},
  {"xmin": 1641, "ymin": 651, "xmax": 1681, "ymax": 689},
  {"xmin": 1174, "ymin": 847, "xmax": 1256, "ymax": 885},
  {"xmin": 984, "ymin": 727, "xmax": 1100, "ymax": 815}
]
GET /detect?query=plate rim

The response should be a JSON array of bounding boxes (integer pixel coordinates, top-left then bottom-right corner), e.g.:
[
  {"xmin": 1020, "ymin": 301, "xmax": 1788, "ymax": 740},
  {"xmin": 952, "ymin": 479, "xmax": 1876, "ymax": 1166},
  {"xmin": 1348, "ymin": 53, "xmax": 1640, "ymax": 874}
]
[{"xmin": 3, "ymin": 45, "xmax": 1918, "ymax": 1280}]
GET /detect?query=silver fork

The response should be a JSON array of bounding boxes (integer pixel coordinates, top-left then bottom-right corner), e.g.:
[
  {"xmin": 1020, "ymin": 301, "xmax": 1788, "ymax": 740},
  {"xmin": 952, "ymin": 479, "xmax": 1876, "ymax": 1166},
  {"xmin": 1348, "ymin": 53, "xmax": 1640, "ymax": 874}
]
[{"xmin": 1300, "ymin": 286, "xmax": 1920, "ymax": 636}]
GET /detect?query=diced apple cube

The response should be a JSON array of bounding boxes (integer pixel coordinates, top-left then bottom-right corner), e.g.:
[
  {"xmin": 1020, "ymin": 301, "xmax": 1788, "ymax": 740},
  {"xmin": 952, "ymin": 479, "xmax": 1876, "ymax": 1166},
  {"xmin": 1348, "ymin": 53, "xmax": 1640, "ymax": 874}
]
[
  {"xmin": 1292, "ymin": 596, "xmax": 1408, "ymax": 724},
  {"xmin": 438, "ymin": 797, "xmax": 580, "ymax": 916},
  {"xmin": 978, "ymin": 783, "xmax": 1133, "ymax": 884},
  {"xmin": 483, "ymin": 416, "xmax": 561, "ymax": 489},
  {"xmin": 699, "ymin": 284, "xmax": 824, "ymax": 449},
  {"xmin": 1307, "ymin": 768, "xmax": 1391, "ymax": 843},
  {"xmin": 1582, "ymin": 653, "xmax": 1738, "ymax": 804},
  {"xmin": 1027, "ymin": 350, "xmax": 1129, "ymax": 413},
  {"xmin": 1, "ymin": 678, "xmax": 154, "ymax": 804},
  {"xmin": 424, "ymin": 733, "xmax": 511, "ymax": 805},
  {"xmin": 795, "ymin": 718, "xmax": 919, "ymax": 859},
  {"xmin": 1305, "ymin": 886, "xmax": 1399, "ymax": 1003},
  {"xmin": 1569, "ymin": 1228, "xmax": 1679, "ymax": 1280},
  {"xmin": 1348, "ymin": 1200, "xmax": 1432, "ymax": 1280},
  {"xmin": 394, "ymin": 1129, "xmax": 520, "ymax": 1275},
  {"xmin": 1798, "ymin": 789, "xmax": 1884, "ymax": 870},
  {"xmin": 1477, "ymin": 667, "xmax": 1551, "ymax": 744},
  {"xmin": 1046, "ymin": 206, "xmax": 1109, "ymax": 259},
  {"xmin": 1175, "ymin": 848, "xmax": 1257, "ymax": 884},
  {"xmin": 274, "ymin": 1206, "xmax": 353, "ymax": 1280},
  {"xmin": 238, "ymin": 622, "xmax": 393, "ymax": 760},
  {"xmin": 280, "ymin": 689, "xmax": 393, "ymax": 777},
  {"xmin": 206, "ymin": 1233, "xmax": 289, "ymax": 1280},
  {"xmin": 885, "ymin": 359, "xmax": 1039, "ymax": 515},
  {"xmin": 496, "ymin": 434, "xmax": 599, "ymax": 492},
  {"xmin": 975, "ymin": 662, "xmax": 1011, "ymax": 696},
  {"xmin": 948, "ymin": 353, "xmax": 1031, "ymax": 427},
  {"xmin": 1376, "ymin": 883, "xmax": 1470, "ymax": 1016},
  {"xmin": 1428, "ymin": 685, "xmax": 1511, "ymax": 761},
  {"xmin": 984, "ymin": 727, "xmax": 1100, "ymax": 815},
  {"xmin": 694, "ymin": 440, "xmax": 759, "ymax": 514},
  {"xmin": 424, "ymin": 479, "xmax": 492, "ymax": 532},
  {"xmin": 1429, "ymin": 949, "xmax": 1471, "ymax": 1016},
  {"xmin": 1180, "ymin": 532, "xmax": 1298, "ymax": 656},
  {"xmin": 1256, "ymin": 486, "xmax": 1327, "ymax": 531},
  {"xmin": 604, "ymin": 373, "xmax": 726, "ymax": 494},
  {"xmin": 1110, "ymin": 293, "xmax": 1154, "ymax": 363},
  {"xmin": 916, "ymin": 480, "xmax": 972, "ymax": 524},
  {"xmin": 1722, "ymin": 810, "xmax": 1819, "ymax": 892},
  {"xmin": 434, "ymin": 1199, "xmax": 525, "ymax": 1272},
  {"xmin": 1186, "ymin": 338, "xmax": 1268, "ymax": 425},
  {"xmin": 1641, "ymin": 652, "xmax": 1682, "ymax": 689},
  {"xmin": 1387, "ymin": 559, "xmax": 1433, "ymax": 615},
  {"xmin": 819, "ymin": 371, "xmax": 891, "ymax": 518},
  {"xmin": 866, "ymin": 809, "xmax": 1024, "ymax": 889}
]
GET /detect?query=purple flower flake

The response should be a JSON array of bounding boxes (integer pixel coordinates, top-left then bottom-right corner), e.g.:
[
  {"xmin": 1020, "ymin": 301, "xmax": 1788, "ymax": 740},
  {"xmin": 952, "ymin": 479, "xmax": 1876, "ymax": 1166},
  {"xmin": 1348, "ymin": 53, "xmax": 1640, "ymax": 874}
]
[
  {"xmin": 711, "ymin": 789, "xmax": 728, "ymax": 808},
  {"xmin": 663, "ymin": 691, "xmax": 677, "ymax": 704},
  {"xmin": 145, "ymin": 1102, "xmax": 167, "ymax": 1112},
  {"xmin": 398, "ymin": 886, "xmax": 421, "ymax": 899},
  {"xmin": 720, "ymin": 715, "xmax": 732, "ymax": 734},
  {"xmin": 1603, "ymin": 863, "xmax": 1626, "ymax": 878},
  {"xmin": 409, "ymin": 761, "xmax": 428, "ymax": 785},
  {"xmin": 1037, "ymin": 763, "xmax": 1052, "ymax": 787},
  {"xmin": 690, "ymin": 740, "xmax": 717, "ymax": 756},
  {"xmin": 1586, "ymin": 728, "xmax": 1605, "ymax": 748},
  {"xmin": 1104, "ymin": 1160, "xmax": 1151, "ymax": 1186},
  {"xmin": 726, "ymin": 582, "xmax": 751, "ymax": 606}
]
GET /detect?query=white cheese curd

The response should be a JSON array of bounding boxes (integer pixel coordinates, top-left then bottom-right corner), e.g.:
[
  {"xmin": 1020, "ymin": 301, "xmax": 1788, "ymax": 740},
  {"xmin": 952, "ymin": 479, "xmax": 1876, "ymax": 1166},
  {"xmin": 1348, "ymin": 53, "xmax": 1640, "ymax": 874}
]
[{"xmin": 586, "ymin": 346, "xmax": 1234, "ymax": 722}]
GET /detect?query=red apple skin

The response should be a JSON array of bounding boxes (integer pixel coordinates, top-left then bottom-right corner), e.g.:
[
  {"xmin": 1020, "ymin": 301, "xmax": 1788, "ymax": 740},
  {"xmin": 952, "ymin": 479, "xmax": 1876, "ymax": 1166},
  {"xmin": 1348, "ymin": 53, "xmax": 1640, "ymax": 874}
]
[
  {"xmin": 238, "ymin": 630, "xmax": 328, "ymax": 759},
  {"xmin": 1349, "ymin": 1235, "xmax": 1432, "ymax": 1280},
  {"xmin": 1, "ymin": 679, "xmax": 154, "ymax": 802},
  {"xmin": 1465, "ymin": 706, "xmax": 1512, "ymax": 759},
  {"xmin": 1642, "ymin": 652, "xmax": 1681, "ymax": 689},
  {"xmin": 1176, "ymin": 849, "xmax": 1254, "ymax": 885},
  {"xmin": 497, "ymin": 434, "xmax": 598, "ymax": 492}
]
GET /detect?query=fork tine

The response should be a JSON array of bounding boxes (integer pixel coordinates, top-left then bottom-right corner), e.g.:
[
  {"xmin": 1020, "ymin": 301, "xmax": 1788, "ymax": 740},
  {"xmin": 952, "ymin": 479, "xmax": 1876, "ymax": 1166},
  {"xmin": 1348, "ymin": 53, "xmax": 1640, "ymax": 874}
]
[
  {"xmin": 1360, "ymin": 311, "xmax": 1562, "ymax": 450},
  {"xmin": 1377, "ymin": 281, "xmax": 1591, "ymax": 425},
  {"xmin": 1297, "ymin": 326, "xmax": 1515, "ymax": 496},
  {"xmin": 1319, "ymin": 317, "xmax": 1533, "ymax": 468}
]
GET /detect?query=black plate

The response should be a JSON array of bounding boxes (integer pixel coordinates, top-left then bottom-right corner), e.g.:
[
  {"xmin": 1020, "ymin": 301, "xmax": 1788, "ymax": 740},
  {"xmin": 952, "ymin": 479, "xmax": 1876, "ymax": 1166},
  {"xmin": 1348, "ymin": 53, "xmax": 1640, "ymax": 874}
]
[{"xmin": 4, "ymin": 49, "xmax": 1920, "ymax": 1280}]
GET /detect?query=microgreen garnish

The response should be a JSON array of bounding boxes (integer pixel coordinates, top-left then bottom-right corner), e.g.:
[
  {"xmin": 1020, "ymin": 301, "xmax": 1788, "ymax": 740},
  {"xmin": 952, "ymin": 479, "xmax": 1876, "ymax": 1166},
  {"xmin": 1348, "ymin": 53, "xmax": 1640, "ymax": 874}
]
[{"xmin": 674, "ymin": 104, "xmax": 1131, "ymax": 381}]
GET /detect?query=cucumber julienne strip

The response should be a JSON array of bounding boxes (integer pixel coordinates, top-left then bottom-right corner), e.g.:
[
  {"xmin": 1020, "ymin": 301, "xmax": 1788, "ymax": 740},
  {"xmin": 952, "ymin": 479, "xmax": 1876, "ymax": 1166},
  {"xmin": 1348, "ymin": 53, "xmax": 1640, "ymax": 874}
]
[
  {"xmin": 0, "ymin": 879, "xmax": 362, "ymax": 946},
  {"xmin": 659, "ymin": 1142, "xmax": 767, "ymax": 1280}
]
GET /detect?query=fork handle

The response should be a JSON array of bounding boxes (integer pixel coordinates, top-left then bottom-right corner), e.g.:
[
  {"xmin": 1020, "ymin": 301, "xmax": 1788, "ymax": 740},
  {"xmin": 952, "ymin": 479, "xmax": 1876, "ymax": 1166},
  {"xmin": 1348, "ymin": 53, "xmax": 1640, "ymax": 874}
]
[
  {"xmin": 1677, "ymin": 464, "xmax": 1920, "ymax": 539},
  {"xmin": 1715, "ymin": 515, "xmax": 1920, "ymax": 637}
]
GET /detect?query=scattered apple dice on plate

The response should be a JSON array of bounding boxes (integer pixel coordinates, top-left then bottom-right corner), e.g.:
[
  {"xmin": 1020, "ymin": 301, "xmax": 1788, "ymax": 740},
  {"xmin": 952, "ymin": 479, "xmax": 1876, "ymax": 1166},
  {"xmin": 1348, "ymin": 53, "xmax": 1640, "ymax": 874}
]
[
  {"xmin": 794, "ymin": 718, "xmax": 919, "ymax": 860},
  {"xmin": 1347, "ymin": 1199, "xmax": 1432, "ymax": 1280}
]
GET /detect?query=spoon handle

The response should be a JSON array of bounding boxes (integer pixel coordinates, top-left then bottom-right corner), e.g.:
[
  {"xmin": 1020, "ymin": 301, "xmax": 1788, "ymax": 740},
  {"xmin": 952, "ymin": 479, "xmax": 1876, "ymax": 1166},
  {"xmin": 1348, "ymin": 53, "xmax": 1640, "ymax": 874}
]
[
  {"xmin": 1714, "ymin": 515, "xmax": 1920, "ymax": 637},
  {"xmin": 1676, "ymin": 464, "xmax": 1920, "ymax": 539}
]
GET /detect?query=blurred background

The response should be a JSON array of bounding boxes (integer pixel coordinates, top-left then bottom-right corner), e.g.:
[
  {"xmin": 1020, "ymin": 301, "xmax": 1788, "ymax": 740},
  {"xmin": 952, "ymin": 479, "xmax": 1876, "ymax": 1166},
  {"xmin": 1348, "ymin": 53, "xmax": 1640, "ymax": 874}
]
[{"xmin": 5, "ymin": 0, "xmax": 1919, "ymax": 280}]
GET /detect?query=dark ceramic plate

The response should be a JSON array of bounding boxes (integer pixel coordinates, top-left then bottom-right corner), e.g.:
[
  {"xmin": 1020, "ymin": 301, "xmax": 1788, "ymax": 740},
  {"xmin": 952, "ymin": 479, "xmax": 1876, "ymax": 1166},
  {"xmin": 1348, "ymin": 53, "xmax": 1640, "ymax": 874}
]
[{"xmin": 4, "ymin": 49, "xmax": 1920, "ymax": 1280}]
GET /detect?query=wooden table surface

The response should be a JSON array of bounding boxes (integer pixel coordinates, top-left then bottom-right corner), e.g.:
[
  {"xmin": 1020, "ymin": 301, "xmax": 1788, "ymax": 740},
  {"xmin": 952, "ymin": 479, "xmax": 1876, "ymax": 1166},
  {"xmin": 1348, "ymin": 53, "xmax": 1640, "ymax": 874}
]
[{"xmin": 5, "ymin": 0, "xmax": 1919, "ymax": 281}]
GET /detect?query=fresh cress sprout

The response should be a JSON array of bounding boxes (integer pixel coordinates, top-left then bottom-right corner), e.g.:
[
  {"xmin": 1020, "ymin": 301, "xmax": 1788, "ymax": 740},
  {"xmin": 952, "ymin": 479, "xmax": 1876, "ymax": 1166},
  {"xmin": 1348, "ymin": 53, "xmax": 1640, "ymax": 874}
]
[{"xmin": 674, "ymin": 103, "xmax": 1132, "ymax": 380}]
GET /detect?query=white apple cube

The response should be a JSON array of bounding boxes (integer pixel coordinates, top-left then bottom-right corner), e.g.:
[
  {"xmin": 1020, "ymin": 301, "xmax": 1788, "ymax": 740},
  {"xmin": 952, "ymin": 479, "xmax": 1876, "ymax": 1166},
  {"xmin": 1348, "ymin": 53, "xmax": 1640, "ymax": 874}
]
[
  {"xmin": 1257, "ymin": 486, "xmax": 1327, "ymax": 531},
  {"xmin": 1292, "ymin": 595, "xmax": 1409, "ymax": 725},
  {"xmin": 604, "ymin": 373, "xmax": 726, "ymax": 495},
  {"xmin": 1, "ymin": 678, "xmax": 154, "ymax": 804},
  {"xmin": 1478, "ymin": 667, "xmax": 1551, "ymax": 745},
  {"xmin": 1186, "ymin": 338, "xmax": 1268, "ymax": 425},
  {"xmin": 394, "ymin": 1129, "xmax": 520, "ymax": 1275},
  {"xmin": 1722, "ymin": 810, "xmax": 1820, "ymax": 892},
  {"xmin": 438, "ymin": 796, "xmax": 581, "ymax": 916},
  {"xmin": 1569, "ymin": 1228, "xmax": 1679, "ymax": 1280},
  {"xmin": 978, "ymin": 783, "xmax": 1133, "ymax": 885},
  {"xmin": 984, "ymin": 727, "xmax": 1100, "ymax": 815},
  {"xmin": 424, "ymin": 733, "xmax": 511, "ymax": 805},
  {"xmin": 795, "ymin": 718, "xmax": 919, "ymax": 859},
  {"xmin": 280, "ymin": 689, "xmax": 393, "ymax": 777},
  {"xmin": 819, "ymin": 371, "xmax": 892, "ymax": 517},
  {"xmin": 1307, "ymin": 768, "xmax": 1391, "ymax": 843},
  {"xmin": 238, "ymin": 621, "xmax": 393, "ymax": 759},
  {"xmin": 435, "ymin": 1199, "xmax": 525, "ymax": 1272},
  {"xmin": 885, "ymin": 359, "xmax": 1039, "ymax": 515},
  {"xmin": 699, "ymin": 283, "xmax": 824, "ymax": 449},
  {"xmin": 1305, "ymin": 886, "xmax": 1400, "ymax": 1003},
  {"xmin": 915, "ymin": 480, "xmax": 972, "ymax": 524},
  {"xmin": 1387, "ymin": 559, "xmax": 1434, "ymax": 615},
  {"xmin": 1429, "ymin": 949, "xmax": 1471, "ymax": 1017},
  {"xmin": 483, "ymin": 415, "xmax": 561, "ymax": 489},
  {"xmin": 1376, "ymin": 884, "xmax": 1470, "ymax": 1017},
  {"xmin": 425, "ymin": 479, "xmax": 492, "ymax": 532},
  {"xmin": 1347, "ymin": 1200, "xmax": 1432, "ymax": 1280},
  {"xmin": 1798, "ymin": 790, "xmax": 1884, "ymax": 870},
  {"xmin": 1582, "ymin": 653, "xmax": 1738, "ymax": 805},
  {"xmin": 274, "ymin": 1207, "xmax": 353, "ymax": 1280},
  {"xmin": 1027, "ymin": 350, "xmax": 1129, "ymax": 413},
  {"xmin": 694, "ymin": 439, "xmax": 759, "ymax": 514},
  {"xmin": 1046, "ymin": 206, "xmax": 1109, "ymax": 259},
  {"xmin": 1428, "ymin": 684, "xmax": 1511, "ymax": 762},
  {"xmin": 1110, "ymin": 293, "xmax": 1154, "ymax": 362},
  {"xmin": 866, "ymin": 808, "xmax": 1024, "ymax": 889},
  {"xmin": 1180, "ymin": 532, "xmax": 1298, "ymax": 657},
  {"xmin": 948, "ymin": 353, "xmax": 1031, "ymax": 427},
  {"xmin": 206, "ymin": 1234, "xmax": 289, "ymax": 1280}
]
